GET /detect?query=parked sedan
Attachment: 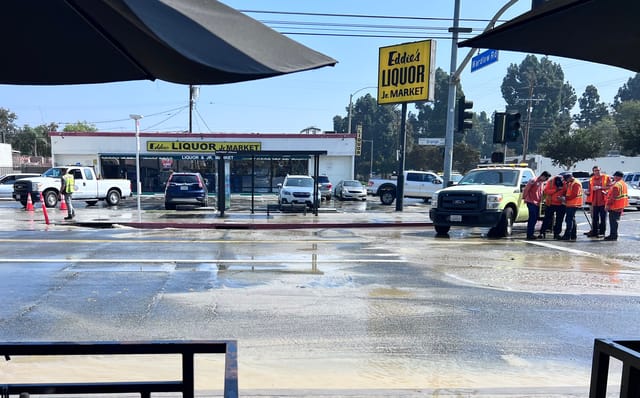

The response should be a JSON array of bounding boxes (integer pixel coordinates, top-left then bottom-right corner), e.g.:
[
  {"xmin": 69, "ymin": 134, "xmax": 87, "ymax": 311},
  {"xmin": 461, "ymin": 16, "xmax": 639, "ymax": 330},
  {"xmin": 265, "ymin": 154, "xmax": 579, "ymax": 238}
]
[
  {"xmin": 316, "ymin": 175, "xmax": 332, "ymax": 201},
  {"xmin": 627, "ymin": 184, "xmax": 640, "ymax": 210},
  {"xmin": 0, "ymin": 173, "xmax": 40, "ymax": 199},
  {"xmin": 164, "ymin": 172, "xmax": 208, "ymax": 210},
  {"xmin": 334, "ymin": 179, "xmax": 367, "ymax": 201}
]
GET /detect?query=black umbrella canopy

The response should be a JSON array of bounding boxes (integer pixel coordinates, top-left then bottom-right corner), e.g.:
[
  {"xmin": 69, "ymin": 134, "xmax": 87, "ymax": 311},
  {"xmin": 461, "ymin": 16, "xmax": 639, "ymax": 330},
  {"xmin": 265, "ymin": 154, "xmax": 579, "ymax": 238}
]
[
  {"xmin": 458, "ymin": 0, "xmax": 640, "ymax": 73},
  {"xmin": 1, "ymin": 0, "xmax": 336, "ymax": 85}
]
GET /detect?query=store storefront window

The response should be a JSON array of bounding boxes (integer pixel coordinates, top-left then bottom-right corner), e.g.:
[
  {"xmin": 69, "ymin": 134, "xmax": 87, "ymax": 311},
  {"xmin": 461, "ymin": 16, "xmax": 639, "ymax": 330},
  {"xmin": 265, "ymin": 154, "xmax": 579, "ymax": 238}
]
[{"xmin": 100, "ymin": 155, "xmax": 311, "ymax": 194}]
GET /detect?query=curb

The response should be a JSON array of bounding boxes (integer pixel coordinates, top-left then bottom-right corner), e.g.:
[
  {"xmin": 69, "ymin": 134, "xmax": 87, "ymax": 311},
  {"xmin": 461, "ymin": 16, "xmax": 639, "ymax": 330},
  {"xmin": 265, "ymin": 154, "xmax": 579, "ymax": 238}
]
[{"xmin": 75, "ymin": 221, "xmax": 434, "ymax": 230}]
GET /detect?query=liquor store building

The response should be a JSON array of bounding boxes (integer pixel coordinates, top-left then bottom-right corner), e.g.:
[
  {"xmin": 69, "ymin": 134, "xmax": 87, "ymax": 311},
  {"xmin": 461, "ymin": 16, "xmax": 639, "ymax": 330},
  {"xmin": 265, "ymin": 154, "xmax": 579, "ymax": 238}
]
[{"xmin": 49, "ymin": 131, "xmax": 356, "ymax": 194}]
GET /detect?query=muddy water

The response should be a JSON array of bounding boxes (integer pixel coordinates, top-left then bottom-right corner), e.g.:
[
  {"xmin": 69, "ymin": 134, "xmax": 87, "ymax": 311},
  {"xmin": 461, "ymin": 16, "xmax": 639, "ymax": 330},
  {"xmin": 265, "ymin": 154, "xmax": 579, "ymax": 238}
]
[
  {"xmin": 0, "ymin": 353, "xmax": 603, "ymax": 390},
  {"xmin": 1, "ymin": 227, "xmax": 638, "ymax": 393}
]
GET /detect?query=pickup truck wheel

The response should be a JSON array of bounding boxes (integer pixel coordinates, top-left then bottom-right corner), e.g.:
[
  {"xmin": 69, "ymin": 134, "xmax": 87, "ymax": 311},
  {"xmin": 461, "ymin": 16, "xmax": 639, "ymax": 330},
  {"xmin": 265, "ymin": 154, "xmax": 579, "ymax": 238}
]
[
  {"xmin": 379, "ymin": 188, "xmax": 396, "ymax": 205},
  {"xmin": 44, "ymin": 190, "xmax": 58, "ymax": 208},
  {"xmin": 490, "ymin": 207, "xmax": 514, "ymax": 238},
  {"xmin": 434, "ymin": 225, "xmax": 450, "ymax": 235},
  {"xmin": 105, "ymin": 189, "xmax": 121, "ymax": 206}
]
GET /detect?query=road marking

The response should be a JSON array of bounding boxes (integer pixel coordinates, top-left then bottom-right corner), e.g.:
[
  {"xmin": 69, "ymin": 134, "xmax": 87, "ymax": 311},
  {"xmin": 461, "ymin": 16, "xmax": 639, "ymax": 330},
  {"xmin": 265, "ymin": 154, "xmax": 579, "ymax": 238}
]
[
  {"xmin": 0, "ymin": 238, "xmax": 364, "ymax": 244},
  {"xmin": 0, "ymin": 258, "xmax": 406, "ymax": 264}
]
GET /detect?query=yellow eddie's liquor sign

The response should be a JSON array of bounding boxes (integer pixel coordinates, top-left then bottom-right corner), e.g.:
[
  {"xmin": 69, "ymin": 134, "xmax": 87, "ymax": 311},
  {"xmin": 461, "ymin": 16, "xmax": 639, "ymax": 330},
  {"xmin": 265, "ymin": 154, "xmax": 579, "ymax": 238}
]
[
  {"xmin": 377, "ymin": 40, "xmax": 435, "ymax": 105},
  {"xmin": 147, "ymin": 141, "xmax": 261, "ymax": 153}
]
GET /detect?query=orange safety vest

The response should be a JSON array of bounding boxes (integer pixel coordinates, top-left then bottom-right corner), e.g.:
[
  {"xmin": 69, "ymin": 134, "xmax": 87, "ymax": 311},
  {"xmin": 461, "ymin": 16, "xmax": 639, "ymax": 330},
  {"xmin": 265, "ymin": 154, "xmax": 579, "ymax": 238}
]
[
  {"xmin": 587, "ymin": 174, "xmax": 611, "ymax": 204},
  {"xmin": 608, "ymin": 181, "xmax": 629, "ymax": 211},
  {"xmin": 564, "ymin": 180, "xmax": 583, "ymax": 208},
  {"xmin": 544, "ymin": 177, "xmax": 566, "ymax": 206}
]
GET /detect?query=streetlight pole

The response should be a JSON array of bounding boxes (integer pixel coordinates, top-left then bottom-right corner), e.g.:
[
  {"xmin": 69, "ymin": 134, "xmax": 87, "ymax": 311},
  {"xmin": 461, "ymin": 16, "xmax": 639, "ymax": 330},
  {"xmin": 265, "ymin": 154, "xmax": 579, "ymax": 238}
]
[
  {"xmin": 347, "ymin": 86, "xmax": 376, "ymax": 134},
  {"xmin": 129, "ymin": 114, "xmax": 143, "ymax": 222}
]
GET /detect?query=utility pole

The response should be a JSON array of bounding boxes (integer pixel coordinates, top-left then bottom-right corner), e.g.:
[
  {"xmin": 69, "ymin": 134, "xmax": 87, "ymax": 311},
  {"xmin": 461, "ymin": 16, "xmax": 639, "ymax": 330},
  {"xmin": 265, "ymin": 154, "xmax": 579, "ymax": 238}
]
[
  {"xmin": 443, "ymin": 0, "xmax": 464, "ymax": 189},
  {"xmin": 443, "ymin": 0, "xmax": 519, "ymax": 185},
  {"xmin": 522, "ymin": 81, "xmax": 534, "ymax": 161},
  {"xmin": 188, "ymin": 85, "xmax": 199, "ymax": 133}
]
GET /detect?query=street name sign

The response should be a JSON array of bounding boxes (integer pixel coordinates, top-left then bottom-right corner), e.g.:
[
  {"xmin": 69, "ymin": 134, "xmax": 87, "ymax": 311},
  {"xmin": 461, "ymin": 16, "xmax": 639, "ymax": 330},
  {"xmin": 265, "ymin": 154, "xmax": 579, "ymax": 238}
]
[{"xmin": 471, "ymin": 49, "xmax": 499, "ymax": 72}]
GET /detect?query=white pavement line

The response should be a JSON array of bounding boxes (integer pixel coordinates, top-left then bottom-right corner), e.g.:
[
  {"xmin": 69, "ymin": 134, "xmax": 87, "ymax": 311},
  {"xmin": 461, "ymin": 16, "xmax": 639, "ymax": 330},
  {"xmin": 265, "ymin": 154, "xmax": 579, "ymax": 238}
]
[
  {"xmin": 0, "ymin": 258, "xmax": 406, "ymax": 264},
  {"xmin": 523, "ymin": 239, "xmax": 604, "ymax": 257}
]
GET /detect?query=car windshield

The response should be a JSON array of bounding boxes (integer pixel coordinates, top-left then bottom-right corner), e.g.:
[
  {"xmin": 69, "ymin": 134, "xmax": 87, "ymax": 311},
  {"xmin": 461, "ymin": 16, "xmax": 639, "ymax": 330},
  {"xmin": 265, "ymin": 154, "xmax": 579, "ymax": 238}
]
[
  {"xmin": 344, "ymin": 180, "xmax": 361, "ymax": 187},
  {"xmin": 286, "ymin": 177, "xmax": 313, "ymax": 187},
  {"xmin": 458, "ymin": 170, "xmax": 518, "ymax": 186}
]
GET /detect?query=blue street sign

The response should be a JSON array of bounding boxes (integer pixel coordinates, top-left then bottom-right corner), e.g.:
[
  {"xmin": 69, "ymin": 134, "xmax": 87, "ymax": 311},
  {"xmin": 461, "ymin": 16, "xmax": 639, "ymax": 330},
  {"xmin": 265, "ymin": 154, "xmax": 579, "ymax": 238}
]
[{"xmin": 471, "ymin": 49, "xmax": 499, "ymax": 72}]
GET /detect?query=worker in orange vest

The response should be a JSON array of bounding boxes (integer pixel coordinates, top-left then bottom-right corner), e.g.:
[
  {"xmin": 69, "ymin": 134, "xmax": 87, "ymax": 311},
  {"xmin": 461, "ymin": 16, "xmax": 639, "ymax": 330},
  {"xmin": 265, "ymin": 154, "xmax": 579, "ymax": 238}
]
[
  {"xmin": 603, "ymin": 171, "xmax": 629, "ymax": 241},
  {"xmin": 585, "ymin": 166, "xmax": 611, "ymax": 237},
  {"xmin": 539, "ymin": 174, "xmax": 566, "ymax": 239},
  {"xmin": 560, "ymin": 173, "xmax": 583, "ymax": 241}
]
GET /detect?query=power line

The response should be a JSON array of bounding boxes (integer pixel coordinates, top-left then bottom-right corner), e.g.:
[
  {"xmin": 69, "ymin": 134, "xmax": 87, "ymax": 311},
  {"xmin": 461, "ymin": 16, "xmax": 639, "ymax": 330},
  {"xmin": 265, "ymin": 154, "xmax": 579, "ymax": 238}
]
[
  {"xmin": 239, "ymin": 9, "xmax": 500, "ymax": 23},
  {"xmin": 240, "ymin": 9, "xmax": 493, "ymax": 40}
]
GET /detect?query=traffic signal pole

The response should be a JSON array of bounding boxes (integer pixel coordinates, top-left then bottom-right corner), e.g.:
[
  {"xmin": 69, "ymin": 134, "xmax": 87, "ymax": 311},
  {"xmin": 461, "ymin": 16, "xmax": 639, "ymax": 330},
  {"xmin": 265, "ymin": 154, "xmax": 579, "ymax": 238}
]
[
  {"xmin": 442, "ymin": 0, "xmax": 462, "ymax": 189},
  {"xmin": 443, "ymin": 0, "xmax": 519, "ymax": 186}
]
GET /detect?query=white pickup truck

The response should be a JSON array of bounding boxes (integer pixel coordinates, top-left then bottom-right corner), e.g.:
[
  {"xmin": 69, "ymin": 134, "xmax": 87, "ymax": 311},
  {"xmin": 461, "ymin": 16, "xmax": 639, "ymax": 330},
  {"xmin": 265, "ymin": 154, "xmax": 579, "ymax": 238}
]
[
  {"xmin": 367, "ymin": 170, "xmax": 443, "ymax": 205},
  {"xmin": 12, "ymin": 166, "xmax": 132, "ymax": 208}
]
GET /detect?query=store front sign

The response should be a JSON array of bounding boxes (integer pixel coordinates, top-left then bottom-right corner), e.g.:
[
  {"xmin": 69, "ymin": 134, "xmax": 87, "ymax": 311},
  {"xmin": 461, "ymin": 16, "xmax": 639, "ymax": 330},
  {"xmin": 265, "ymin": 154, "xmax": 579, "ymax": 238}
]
[{"xmin": 147, "ymin": 141, "xmax": 261, "ymax": 153}]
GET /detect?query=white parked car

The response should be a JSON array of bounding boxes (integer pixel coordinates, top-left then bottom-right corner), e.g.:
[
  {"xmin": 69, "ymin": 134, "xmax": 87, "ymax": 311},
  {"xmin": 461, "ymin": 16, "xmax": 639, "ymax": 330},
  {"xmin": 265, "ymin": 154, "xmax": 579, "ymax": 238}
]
[
  {"xmin": 0, "ymin": 173, "xmax": 40, "ymax": 199},
  {"xmin": 627, "ymin": 184, "xmax": 640, "ymax": 210},
  {"xmin": 277, "ymin": 175, "xmax": 321, "ymax": 208},
  {"xmin": 624, "ymin": 172, "xmax": 640, "ymax": 188}
]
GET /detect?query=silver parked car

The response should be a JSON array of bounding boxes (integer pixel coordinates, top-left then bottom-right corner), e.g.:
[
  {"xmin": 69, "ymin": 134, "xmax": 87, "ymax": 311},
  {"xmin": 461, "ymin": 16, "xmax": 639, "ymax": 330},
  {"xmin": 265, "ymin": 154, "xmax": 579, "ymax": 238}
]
[
  {"xmin": 316, "ymin": 175, "xmax": 332, "ymax": 201},
  {"xmin": 334, "ymin": 179, "xmax": 367, "ymax": 201}
]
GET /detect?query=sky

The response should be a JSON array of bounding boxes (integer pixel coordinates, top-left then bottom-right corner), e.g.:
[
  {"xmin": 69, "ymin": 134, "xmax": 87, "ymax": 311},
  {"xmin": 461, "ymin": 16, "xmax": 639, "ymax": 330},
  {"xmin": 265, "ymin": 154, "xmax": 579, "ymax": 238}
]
[{"xmin": 0, "ymin": 0, "xmax": 635, "ymax": 135}]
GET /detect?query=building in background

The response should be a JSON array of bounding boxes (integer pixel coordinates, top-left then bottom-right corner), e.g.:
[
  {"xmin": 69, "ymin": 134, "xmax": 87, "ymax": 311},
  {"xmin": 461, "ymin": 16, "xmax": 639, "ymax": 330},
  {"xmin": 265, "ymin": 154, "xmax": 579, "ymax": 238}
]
[{"xmin": 49, "ymin": 131, "xmax": 356, "ymax": 194}]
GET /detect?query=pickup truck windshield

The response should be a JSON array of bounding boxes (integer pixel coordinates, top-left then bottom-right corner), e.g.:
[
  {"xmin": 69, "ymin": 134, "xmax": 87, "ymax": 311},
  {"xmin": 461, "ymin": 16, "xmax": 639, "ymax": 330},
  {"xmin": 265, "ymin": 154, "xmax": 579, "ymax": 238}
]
[
  {"xmin": 42, "ymin": 168, "xmax": 66, "ymax": 178},
  {"xmin": 458, "ymin": 170, "xmax": 518, "ymax": 186}
]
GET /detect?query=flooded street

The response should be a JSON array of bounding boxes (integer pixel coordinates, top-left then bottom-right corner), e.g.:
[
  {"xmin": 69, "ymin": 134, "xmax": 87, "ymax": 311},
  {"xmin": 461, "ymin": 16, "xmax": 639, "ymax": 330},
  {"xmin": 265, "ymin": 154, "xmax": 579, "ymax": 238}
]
[{"xmin": 0, "ymin": 200, "xmax": 639, "ymax": 395}]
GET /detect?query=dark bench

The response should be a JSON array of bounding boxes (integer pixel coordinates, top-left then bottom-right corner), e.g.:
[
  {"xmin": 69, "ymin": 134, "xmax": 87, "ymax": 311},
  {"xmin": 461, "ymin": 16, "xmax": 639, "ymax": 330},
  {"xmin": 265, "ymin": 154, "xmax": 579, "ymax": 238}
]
[
  {"xmin": 0, "ymin": 340, "xmax": 238, "ymax": 398},
  {"xmin": 278, "ymin": 203, "xmax": 308, "ymax": 214}
]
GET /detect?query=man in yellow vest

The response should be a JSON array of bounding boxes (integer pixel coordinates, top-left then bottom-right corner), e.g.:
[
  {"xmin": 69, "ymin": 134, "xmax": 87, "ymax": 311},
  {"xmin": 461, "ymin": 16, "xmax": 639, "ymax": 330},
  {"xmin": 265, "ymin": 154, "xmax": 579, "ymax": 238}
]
[
  {"xmin": 61, "ymin": 169, "xmax": 76, "ymax": 220},
  {"xmin": 604, "ymin": 171, "xmax": 629, "ymax": 241}
]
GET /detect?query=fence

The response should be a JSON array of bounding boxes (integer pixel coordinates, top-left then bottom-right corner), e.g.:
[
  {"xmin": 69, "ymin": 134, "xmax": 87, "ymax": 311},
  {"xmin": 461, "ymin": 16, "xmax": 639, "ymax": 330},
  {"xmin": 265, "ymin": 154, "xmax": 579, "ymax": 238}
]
[
  {"xmin": 0, "ymin": 340, "xmax": 238, "ymax": 398},
  {"xmin": 590, "ymin": 338, "xmax": 640, "ymax": 397}
]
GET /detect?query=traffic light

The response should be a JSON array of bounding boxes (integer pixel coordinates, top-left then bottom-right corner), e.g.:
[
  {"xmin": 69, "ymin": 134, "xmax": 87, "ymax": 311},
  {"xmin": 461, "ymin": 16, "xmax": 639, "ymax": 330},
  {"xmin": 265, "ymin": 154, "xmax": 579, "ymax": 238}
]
[
  {"xmin": 505, "ymin": 112, "xmax": 521, "ymax": 142},
  {"xmin": 493, "ymin": 112, "xmax": 506, "ymax": 143},
  {"xmin": 457, "ymin": 96, "xmax": 473, "ymax": 133}
]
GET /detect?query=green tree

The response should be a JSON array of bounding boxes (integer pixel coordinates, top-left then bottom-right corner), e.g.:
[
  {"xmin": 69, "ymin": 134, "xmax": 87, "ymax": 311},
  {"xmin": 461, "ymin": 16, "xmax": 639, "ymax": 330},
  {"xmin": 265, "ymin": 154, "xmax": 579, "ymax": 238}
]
[
  {"xmin": 613, "ymin": 73, "xmax": 640, "ymax": 109},
  {"xmin": 12, "ymin": 123, "xmax": 57, "ymax": 157},
  {"xmin": 613, "ymin": 100, "xmax": 640, "ymax": 155},
  {"xmin": 574, "ymin": 85, "xmax": 609, "ymax": 128},
  {"xmin": 537, "ymin": 127, "xmax": 601, "ymax": 170},
  {"xmin": 408, "ymin": 68, "xmax": 459, "ymax": 138},
  {"xmin": 63, "ymin": 121, "xmax": 98, "ymax": 132},
  {"xmin": 334, "ymin": 94, "xmax": 403, "ymax": 178},
  {"xmin": 463, "ymin": 111, "xmax": 495, "ymax": 158},
  {"xmin": 0, "ymin": 108, "xmax": 18, "ymax": 144},
  {"xmin": 583, "ymin": 117, "xmax": 620, "ymax": 156},
  {"xmin": 501, "ymin": 55, "xmax": 576, "ymax": 156}
]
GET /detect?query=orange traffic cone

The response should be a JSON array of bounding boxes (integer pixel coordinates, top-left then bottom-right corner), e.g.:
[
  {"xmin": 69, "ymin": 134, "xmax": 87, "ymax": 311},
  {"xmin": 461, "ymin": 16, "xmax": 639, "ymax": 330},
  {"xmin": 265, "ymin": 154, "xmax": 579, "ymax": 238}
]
[
  {"xmin": 60, "ymin": 194, "xmax": 67, "ymax": 211},
  {"xmin": 25, "ymin": 193, "xmax": 34, "ymax": 211}
]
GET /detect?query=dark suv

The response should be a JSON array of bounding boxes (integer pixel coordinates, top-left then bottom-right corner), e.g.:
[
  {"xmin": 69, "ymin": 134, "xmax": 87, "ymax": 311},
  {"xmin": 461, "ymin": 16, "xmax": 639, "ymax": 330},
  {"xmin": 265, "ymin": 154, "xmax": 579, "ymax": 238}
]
[
  {"xmin": 316, "ymin": 175, "xmax": 332, "ymax": 201},
  {"xmin": 164, "ymin": 172, "xmax": 208, "ymax": 210}
]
